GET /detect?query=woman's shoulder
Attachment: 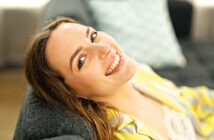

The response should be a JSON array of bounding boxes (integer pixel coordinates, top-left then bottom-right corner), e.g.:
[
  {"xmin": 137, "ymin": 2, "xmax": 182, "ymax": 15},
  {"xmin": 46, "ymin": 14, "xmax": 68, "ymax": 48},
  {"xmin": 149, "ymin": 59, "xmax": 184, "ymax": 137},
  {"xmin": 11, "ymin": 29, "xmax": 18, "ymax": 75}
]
[
  {"xmin": 133, "ymin": 63, "xmax": 176, "ymax": 87},
  {"xmin": 109, "ymin": 109, "xmax": 166, "ymax": 140}
]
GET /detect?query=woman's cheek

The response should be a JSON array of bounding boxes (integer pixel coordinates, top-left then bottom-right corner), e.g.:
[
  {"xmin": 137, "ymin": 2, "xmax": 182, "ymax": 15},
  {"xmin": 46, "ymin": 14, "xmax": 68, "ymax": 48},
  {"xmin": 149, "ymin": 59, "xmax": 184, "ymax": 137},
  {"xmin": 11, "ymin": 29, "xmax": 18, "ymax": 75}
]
[{"xmin": 74, "ymin": 74, "xmax": 98, "ymax": 92}]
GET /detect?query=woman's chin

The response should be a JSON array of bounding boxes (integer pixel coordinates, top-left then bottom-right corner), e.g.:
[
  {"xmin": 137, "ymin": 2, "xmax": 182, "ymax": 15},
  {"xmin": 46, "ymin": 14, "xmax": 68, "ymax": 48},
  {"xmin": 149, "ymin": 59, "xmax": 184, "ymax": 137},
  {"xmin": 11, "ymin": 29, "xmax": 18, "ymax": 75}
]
[{"xmin": 120, "ymin": 56, "xmax": 137, "ymax": 79}]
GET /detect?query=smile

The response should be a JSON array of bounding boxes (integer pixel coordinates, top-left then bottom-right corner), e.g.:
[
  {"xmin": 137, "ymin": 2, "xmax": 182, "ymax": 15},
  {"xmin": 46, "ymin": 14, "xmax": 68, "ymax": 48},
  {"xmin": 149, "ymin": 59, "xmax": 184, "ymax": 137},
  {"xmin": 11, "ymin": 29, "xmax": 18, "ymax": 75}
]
[{"xmin": 105, "ymin": 53, "xmax": 123, "ymax": 76}]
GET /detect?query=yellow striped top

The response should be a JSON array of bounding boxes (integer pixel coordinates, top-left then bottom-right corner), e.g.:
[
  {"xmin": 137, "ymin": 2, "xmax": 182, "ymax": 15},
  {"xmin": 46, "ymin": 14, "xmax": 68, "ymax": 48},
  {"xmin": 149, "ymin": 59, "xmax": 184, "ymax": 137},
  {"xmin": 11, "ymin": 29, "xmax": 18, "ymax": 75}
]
[{"xmin": 112, "ymin": 64, "xmax": 214, "ymax": 140}]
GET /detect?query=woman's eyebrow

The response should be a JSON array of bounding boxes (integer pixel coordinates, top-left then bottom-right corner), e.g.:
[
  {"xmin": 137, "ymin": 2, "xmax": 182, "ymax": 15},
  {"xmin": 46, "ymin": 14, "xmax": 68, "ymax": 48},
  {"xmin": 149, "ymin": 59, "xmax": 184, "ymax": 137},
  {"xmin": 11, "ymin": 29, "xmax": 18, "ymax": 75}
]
[
  {"xmin": 69, "ymin": 46, "xmax": 83, "ymax": 70},
  {"xmin": 86, "ymin": 26, "xmax": 90, "ymax": 37}
]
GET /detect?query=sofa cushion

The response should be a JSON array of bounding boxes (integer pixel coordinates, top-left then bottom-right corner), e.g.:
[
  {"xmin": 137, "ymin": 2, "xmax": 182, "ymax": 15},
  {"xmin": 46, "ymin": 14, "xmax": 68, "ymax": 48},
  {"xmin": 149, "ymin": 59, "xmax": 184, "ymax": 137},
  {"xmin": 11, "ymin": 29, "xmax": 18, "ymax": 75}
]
[
  {"xmin": 38, "ymin": 0, "xmax": 93, "ymax": 29},
  {"xmin": 13, "ymin": 87, "xmax": 96, "ymax": 140},
  {"xmin": 43, "ymin": 135, "xmax": 84, "ymax": 140},
  {"xmin": 87, "ymin": 0, "xmax": 186, "ymax": 69},
  {"xmin": 155, "ymin": 39, "xmax": 214, "ymax": 88}
]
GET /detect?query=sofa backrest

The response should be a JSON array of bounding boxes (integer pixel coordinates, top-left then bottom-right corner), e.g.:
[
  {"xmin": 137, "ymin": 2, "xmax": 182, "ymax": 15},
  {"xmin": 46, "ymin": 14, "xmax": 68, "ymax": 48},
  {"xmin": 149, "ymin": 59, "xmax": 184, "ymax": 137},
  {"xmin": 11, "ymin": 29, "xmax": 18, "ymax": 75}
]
[{"xmin": 37, "ymin": 0, "xmax": 94, "ymax": 29}]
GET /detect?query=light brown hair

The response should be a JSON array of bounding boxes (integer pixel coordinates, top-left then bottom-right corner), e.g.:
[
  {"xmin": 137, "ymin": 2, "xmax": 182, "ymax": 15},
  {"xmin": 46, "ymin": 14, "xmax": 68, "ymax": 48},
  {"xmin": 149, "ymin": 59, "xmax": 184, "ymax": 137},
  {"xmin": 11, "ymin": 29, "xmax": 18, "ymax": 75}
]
[{"xmin": 25, "ymin": 17, "xmax": 119, "ymax": 140}]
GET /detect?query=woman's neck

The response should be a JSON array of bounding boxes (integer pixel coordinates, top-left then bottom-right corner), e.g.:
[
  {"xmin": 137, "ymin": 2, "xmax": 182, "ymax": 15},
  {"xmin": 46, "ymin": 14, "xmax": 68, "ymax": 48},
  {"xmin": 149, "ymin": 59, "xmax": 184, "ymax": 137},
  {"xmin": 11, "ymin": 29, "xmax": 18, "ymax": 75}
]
[{"xmin": 101, "ymin": 82, "xmax": 147, "ymax": 114}]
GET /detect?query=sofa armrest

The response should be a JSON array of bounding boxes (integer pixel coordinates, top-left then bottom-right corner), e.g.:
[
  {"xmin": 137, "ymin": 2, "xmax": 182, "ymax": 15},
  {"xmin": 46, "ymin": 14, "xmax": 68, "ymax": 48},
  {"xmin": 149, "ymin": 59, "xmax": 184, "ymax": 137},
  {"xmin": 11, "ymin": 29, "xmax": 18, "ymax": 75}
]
[
  {"xmin": 167, "ymin": 0, "xmax": 193, "ymax": 39},
  {"xmin": 13, "ymin": 86, "xmax": 96, "ymax": 140}
]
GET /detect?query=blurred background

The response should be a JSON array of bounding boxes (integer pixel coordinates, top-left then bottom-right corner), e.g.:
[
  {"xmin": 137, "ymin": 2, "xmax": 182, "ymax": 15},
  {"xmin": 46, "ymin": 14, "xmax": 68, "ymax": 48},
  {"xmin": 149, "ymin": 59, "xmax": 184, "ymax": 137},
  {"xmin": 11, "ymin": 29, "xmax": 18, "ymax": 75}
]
[
  {"xmin": 1, "ymin": 0, "xmax": 214, "ymax": 139},
  {"xmin": 0, "ymin": 0, "xmax": 50, "ymax": 139}
]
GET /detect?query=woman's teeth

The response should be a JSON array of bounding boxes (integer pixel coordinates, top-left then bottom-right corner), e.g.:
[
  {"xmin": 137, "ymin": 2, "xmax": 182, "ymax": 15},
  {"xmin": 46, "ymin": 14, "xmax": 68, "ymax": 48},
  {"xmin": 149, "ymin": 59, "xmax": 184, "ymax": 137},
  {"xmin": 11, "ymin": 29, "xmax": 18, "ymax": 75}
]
[{"xmin": 106, "ymin": 54, "xmax": 120, "ymax": 76}]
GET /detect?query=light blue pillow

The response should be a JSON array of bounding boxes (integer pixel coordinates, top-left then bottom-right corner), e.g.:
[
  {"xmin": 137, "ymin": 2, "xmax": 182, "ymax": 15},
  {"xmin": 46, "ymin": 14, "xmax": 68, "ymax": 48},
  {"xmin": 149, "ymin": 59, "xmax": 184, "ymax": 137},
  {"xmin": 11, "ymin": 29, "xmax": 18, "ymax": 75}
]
[{"xmin": 87, "ymin": 0, "xmax": 186, "ymax": 69}]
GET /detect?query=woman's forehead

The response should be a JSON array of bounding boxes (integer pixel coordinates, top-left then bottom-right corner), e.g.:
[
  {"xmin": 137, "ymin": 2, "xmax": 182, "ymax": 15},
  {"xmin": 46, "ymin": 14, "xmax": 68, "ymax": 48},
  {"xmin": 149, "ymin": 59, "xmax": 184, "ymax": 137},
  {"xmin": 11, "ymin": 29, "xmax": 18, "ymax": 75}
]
[
  {"xmin": 48, "ymin": 23, "xmax": 87, "ymax": 45},
  {"xmin": 54, "ymin": 22, "xmax": 86, "ymax": 34}
]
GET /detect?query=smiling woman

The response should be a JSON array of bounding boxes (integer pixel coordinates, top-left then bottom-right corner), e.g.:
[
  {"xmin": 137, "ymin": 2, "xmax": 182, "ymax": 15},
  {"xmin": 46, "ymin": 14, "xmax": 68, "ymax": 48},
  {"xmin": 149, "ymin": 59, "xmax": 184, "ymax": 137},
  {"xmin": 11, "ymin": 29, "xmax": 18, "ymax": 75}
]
[
  {"xmin": 24, "ymin": 17, "xmax": 214, "ymax": 140},
  {"xmin": 25, "ymin": 16, "xmax": 136, "ymax": 140}
]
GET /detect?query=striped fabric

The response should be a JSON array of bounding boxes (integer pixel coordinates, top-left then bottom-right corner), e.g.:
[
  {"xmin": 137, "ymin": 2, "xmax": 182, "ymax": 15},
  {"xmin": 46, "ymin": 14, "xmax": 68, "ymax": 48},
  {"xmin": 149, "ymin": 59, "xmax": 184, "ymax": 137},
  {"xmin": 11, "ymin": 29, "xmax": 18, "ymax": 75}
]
[{"xmin": 111, "ymin": 64, "xmax": 214, "ymax": 140}]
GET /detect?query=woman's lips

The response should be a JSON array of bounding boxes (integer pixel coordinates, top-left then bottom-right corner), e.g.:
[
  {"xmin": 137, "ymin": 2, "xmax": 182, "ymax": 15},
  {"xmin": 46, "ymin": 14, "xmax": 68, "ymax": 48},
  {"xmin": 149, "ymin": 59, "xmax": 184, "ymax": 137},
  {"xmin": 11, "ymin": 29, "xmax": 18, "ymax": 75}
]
[{"xmin": 105, "ymin": 53, "xmax": 124, "ymax": 76}]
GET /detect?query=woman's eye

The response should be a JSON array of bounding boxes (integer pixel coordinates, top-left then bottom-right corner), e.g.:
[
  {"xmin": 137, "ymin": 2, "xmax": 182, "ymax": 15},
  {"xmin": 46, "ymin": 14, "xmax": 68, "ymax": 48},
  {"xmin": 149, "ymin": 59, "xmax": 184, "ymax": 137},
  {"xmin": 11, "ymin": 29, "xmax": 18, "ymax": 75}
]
[
  {"xmin": 90, "ymin": 31, "xmax": 97, "ymax": 42},
  {"xmin": 77, "ymin": 55, "xmax": 87, "ymax": 70}
]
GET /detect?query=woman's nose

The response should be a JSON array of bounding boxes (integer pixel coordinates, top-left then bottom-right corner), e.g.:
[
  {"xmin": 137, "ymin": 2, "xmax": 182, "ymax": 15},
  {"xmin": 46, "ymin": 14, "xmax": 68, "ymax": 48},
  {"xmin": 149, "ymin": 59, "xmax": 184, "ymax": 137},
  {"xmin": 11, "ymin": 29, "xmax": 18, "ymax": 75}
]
[{"xmin": 85, "ymin": 43, "xmax": 112, "ymax": 59}]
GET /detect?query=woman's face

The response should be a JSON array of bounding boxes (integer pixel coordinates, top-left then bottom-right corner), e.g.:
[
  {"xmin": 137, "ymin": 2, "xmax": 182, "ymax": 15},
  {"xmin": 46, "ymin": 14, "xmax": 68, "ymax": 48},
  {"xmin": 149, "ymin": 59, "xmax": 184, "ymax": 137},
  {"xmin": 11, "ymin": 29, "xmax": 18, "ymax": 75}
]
[{"xmin": 45, "ymin": 22, "xmax": 137, "ymax": 100}]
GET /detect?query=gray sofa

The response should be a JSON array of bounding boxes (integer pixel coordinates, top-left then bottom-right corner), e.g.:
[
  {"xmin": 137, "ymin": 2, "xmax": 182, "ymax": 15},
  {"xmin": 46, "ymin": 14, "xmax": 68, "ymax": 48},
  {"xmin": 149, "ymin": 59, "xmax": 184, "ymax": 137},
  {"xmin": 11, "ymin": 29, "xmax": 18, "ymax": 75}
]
[{"xmin": 13, "ymin": 0, "xmax": 214, "ymax": 139}]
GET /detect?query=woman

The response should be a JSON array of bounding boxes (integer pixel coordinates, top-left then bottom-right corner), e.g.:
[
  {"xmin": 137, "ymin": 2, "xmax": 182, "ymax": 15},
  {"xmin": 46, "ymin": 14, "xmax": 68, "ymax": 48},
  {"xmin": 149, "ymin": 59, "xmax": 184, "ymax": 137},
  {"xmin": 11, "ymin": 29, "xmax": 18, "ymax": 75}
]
[{"xmin": 25, "ymin": 17, "xmax": 214, "ymax": 140}]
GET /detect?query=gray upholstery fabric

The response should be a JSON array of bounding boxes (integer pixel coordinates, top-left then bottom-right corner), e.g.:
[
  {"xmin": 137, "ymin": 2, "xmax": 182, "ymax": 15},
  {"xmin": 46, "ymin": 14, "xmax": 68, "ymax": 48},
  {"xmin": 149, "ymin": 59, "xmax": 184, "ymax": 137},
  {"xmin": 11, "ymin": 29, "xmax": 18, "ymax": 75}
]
[
  {"xmin": 13, "ymin": 87, "xmax": 96, "ymax": 140},
  {"xmin": 155, "ymin": 39, "xmax": 214, "ymax": 89},
  {"xmin": 42, "ymin": 135, "xmax": 84, "ymax": 140},
  {"xmin": 37, "ymin": 0, "xmax": 94, "ymax": 29}
]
